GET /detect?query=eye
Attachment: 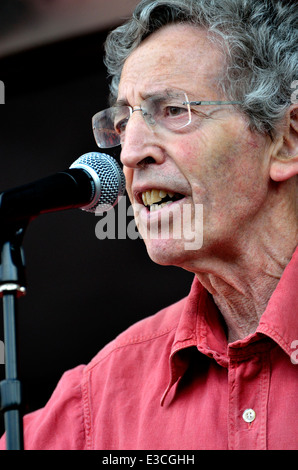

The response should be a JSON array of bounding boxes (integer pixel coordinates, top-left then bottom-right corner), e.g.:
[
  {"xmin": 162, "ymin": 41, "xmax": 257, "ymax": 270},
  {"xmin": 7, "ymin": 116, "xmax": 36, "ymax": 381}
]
[
  {"xmin": 165, "ymin": 106, "xmax": 188, "ymax": 117},
  {"xmin": 114, "ymin": 117, "xmax": 129, "ymax": 135}
]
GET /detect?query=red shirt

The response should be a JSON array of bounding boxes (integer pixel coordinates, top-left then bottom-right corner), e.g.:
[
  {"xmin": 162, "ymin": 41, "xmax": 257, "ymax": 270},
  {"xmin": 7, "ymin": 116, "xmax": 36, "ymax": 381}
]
[{"xmin": 1, "ymin": 248, "xmax": 298, "ymax": 450}]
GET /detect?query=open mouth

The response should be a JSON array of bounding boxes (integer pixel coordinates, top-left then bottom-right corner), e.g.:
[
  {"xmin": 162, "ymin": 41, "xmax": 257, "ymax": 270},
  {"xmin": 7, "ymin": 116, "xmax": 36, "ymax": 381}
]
[{"xmin": 141, "ymin": 189, "xmax": 185, "ymax": 212}]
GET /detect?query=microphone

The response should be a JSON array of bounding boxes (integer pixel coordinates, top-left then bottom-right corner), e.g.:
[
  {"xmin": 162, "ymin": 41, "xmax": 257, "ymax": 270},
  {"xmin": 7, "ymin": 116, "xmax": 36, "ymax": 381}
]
[{"xmin": 0, "ymin": 152, "xmax": 126, "ymax": 224}]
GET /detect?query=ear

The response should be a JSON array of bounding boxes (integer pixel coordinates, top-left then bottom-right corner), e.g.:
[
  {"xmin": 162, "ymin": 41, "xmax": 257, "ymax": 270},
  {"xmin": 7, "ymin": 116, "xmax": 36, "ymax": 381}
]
[{"xmin": 270, "ymin": 105, "xmax": 298, "ymax": 182}]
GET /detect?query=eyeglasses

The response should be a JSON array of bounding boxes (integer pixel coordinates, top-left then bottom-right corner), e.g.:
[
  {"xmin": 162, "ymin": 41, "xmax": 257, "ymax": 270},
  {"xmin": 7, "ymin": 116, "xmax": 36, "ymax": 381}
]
[{"xmin": 92, "ymin": 89, "xmax": 241, "ymax": 149}]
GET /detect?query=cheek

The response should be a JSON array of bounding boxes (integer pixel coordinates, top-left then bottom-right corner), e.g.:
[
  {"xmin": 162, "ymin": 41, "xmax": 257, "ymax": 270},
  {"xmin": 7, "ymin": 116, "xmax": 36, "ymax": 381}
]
[
  {"xmin": 170, "ymin": 133, "xmax": 219, "ymax": 203},
  {"xmin": 173, "ymin": 124, "xmax": 267, "ymax": 212}
]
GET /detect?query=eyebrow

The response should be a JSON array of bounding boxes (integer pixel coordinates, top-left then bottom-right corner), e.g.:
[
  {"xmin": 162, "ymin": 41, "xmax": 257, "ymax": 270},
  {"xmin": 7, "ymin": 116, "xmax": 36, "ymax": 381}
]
[
  {"xmin": 115, "ymin": 88, "xmax": 188, "ymax": 107},
  {"xmin": 112, "ymin": 99, "xmax": 129, "ymax": 107},
  {"xmin": 114, "ymin": 98, "xmax": 129, "ymax": 107}
]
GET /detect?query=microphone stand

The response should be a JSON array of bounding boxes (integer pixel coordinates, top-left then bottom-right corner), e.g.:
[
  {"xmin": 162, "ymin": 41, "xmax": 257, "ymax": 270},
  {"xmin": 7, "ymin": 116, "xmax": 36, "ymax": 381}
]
[{"xmin": 0, "ymin": 223, "xmax": 27, "ymax": 450}]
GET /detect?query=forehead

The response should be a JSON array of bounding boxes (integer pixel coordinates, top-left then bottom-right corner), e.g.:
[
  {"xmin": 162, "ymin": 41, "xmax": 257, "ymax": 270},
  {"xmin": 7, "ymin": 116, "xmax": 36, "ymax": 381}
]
[{"xmin": 118, "ymin": 23, "xmax": 225, "ymax": 102}]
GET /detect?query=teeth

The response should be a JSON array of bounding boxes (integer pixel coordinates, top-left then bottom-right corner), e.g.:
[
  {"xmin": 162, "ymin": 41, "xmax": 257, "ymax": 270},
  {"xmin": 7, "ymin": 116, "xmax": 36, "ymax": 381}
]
[
  {"xmin": 150, "ymin": 201, "xmax": 172, "ymax": 212},
  {"xmin": 151, "ymin": 189, "xmax": 161, "ymax": 204},
  {"xmin": 142, "ymin": 193, "xmax": 147, "ymax": 206},
  {"xmin": 159, "ymin": 190, "xmax": 167, "ymax": 198},
  {"xmin": 142, "ymin": 189, "xmax": 176, "ymax": 207}
]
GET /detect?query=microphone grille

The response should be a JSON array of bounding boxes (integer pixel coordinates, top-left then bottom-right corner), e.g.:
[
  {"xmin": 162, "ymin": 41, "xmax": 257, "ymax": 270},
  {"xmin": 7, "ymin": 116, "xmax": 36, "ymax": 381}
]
[{"xmin": 70, "ymin": 152, "xmax": 126, "ymax": 213}]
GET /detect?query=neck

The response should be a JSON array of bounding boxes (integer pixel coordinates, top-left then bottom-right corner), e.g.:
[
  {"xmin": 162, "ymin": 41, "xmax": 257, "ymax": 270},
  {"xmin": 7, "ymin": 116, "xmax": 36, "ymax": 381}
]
[
  {"xmin": 193, "ymin": 184, "xmax": 298, "ymax": 343},
  {"xmin": 196, "ymin": 242, "xmax": 297, "ymax": 343}
]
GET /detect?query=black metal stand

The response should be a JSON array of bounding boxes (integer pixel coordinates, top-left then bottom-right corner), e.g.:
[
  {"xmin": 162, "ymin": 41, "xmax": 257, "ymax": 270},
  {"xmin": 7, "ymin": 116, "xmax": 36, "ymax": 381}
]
[{"xmin": 0, "ymin": 225, "xmax": 27, "ymax": 450}]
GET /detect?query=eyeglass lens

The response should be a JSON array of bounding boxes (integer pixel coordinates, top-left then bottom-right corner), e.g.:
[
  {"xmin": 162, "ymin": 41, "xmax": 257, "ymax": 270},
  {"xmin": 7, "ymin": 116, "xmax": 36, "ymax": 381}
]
[{"xmin": 93, "ymin": 90, "xmax": 191, "ymax": 148}]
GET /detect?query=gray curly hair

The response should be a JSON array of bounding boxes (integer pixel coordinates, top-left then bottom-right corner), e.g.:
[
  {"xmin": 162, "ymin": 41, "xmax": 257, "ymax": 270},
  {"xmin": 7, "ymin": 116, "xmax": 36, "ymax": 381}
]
[{"xmin": 104, "ymin": 0, "xmax": 297, "ymax": 138}]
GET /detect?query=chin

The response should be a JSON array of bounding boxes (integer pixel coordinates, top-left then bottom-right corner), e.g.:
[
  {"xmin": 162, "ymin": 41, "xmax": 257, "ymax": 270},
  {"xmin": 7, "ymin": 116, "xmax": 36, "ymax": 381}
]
[{"xmin": 144, "ymin": 237, "xmax": 200, "ymax": 268}]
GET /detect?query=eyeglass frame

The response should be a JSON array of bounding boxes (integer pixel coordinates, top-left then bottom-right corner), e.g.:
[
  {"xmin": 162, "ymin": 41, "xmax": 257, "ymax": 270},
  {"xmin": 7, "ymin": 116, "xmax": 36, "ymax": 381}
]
[{"xmin": 92, "ymin": 91, "xmax": 242, "ymax": 149}]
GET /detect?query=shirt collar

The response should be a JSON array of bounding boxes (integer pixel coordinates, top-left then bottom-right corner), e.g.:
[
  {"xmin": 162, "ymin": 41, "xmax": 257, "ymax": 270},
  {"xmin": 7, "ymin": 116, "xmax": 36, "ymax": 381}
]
[
  {"xmin": 257, "ymin": 245, "xmax": 298, "ymax": 358},
  {"xmin": 161, "ymin": 277, "xmax": 222, "ymax": 405},
  {"xmin": 161, "ymin": 245, "xmax": 298, "ymax": 406}
]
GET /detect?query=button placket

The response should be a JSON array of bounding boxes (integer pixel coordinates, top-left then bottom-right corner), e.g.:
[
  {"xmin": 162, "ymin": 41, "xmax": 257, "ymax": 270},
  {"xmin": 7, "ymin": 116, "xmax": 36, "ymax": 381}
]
[{"xmin": 228, "ymin": 348, "xmax": 270, "ymax": 450}]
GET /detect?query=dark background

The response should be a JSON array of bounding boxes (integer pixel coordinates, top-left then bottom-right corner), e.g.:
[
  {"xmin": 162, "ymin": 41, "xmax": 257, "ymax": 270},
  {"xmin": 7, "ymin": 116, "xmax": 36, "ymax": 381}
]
[{"xmin": 0, "ymin": 5, "xmax": 194, "ymax": 438}]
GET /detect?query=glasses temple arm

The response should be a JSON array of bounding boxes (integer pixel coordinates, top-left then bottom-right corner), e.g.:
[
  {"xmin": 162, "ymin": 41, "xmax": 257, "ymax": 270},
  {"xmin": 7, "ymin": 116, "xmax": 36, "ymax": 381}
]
[{"xmin": 184, "ymin": 100, "xmax": 242, "ymax": 106}]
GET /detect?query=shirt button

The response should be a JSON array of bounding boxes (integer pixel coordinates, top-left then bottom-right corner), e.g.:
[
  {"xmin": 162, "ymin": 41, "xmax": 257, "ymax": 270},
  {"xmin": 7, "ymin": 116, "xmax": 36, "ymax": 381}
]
[{"xmin": 242, "ymin": 409, "xmax": 256, "ymax": 423}]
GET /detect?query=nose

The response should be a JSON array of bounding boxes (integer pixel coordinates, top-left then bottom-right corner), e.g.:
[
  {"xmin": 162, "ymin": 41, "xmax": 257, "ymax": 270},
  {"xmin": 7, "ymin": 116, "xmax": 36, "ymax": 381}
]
[{"xmin": 120, "ymin": 110, "xmax": 165, "ymax": 169}]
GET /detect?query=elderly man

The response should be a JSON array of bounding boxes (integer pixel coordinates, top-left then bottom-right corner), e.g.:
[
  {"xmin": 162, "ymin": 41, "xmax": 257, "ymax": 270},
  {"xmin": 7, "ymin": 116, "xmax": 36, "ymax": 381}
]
[{"xmin": 1, "ymin": 0, "xmax": 297, "ymax": 450}]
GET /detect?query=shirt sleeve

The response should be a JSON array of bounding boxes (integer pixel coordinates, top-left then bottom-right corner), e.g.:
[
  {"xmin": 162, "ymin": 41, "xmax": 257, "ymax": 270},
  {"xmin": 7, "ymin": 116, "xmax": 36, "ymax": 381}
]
[{"xmin": 0, "ymin": 364, "xmax": 86, "ymax": 450}]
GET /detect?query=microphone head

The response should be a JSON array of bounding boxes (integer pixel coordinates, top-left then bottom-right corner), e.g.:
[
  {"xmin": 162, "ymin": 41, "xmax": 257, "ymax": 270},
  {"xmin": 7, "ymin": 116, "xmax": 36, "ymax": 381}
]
[{"xmin": 70, "ymin": 152, "xmax": 125, "ymax": 213}]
